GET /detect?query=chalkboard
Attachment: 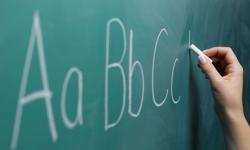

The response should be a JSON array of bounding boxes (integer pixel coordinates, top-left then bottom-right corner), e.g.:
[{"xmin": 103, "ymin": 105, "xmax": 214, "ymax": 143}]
[{"xmin": 0, "ymin": 0, "xmax": 249, "ymax": 150}]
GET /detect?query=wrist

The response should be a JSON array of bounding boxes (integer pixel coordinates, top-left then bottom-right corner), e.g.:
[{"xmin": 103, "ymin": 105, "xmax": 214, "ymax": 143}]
[{"xmin": 217, "ymin": 106, "xmax": 246, "ymax": 128}]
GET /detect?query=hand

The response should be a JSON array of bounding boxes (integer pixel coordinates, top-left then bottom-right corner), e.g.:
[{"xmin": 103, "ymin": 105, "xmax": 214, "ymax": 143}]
[
  {"xmin": 198, "ymin": 47, "xmax": 244, "ymax": 119},
  {"xmin": 198, "ymin": 47, "xmax": 250, "ymax": 150}
]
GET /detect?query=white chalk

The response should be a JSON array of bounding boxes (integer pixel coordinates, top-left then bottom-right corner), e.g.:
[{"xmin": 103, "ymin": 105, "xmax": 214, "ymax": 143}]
[{"xmin": 190, "ymin": 44, "xmax": 213, "ymax": 63}]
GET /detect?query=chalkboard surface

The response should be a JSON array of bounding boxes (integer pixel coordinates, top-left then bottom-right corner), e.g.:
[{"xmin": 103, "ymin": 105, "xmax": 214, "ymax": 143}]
[{"xmin": 0, "ymin": 0, "xmax": 249, "ymax": 150}]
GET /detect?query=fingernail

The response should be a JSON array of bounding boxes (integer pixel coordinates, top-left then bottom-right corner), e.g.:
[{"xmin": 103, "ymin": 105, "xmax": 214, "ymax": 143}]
[{"xmin": 198, "ymin": 55, "xmax": 207, "ymax": 64}]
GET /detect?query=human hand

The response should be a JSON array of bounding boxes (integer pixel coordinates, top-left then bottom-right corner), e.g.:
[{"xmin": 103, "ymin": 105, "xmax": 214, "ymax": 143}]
[{"xmin": 198, "ymin": 47, "xmax": 244, "ymax": 120}]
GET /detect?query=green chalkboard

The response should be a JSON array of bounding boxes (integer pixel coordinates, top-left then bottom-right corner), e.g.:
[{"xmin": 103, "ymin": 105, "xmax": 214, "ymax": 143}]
[{"xmin": 0, "ymin": 0, "xmax": 250, "ymax": 150}]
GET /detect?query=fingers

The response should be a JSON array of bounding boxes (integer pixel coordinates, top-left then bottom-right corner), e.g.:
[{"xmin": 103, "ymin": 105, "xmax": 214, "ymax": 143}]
[
  {"xmin": 198, "ymin": 47, "xmax": 243, "ymax": 87},
  {"xmin": 203, "ymin": 47, "xmax": 243, "ymax": 76},
  {"xmin": 198, "ymin": 55, "xmax": 222, "ymax": 85},
  {"xmin": 203, "ymin": 47, "xmax": 239, "ymax": 65}
]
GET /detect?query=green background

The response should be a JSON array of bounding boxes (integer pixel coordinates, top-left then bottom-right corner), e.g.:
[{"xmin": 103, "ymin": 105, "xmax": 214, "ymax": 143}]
[{"xmin": 0, "ymin": 0, "xmax": 249, "ymax": 149}]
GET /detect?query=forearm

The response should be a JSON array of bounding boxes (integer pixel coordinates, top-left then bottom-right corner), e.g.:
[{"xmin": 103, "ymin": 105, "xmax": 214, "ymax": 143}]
[{"xmin": 219, "ymin": 109, "xmax": 250, "ymax": 150}]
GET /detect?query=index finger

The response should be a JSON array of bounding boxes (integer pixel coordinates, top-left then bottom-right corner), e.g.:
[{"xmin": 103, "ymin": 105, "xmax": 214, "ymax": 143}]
[{"xmin": 203, "ymin": 47, "xmax": 239, "ymax": 65}]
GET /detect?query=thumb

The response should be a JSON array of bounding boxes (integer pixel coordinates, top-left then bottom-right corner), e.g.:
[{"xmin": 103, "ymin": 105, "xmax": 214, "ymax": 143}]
[{"xmin": 198, "ymin": 55, "xmax": 222, "ymax": 85}]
